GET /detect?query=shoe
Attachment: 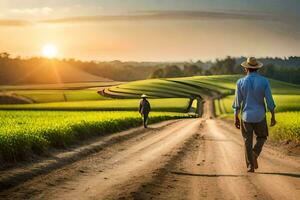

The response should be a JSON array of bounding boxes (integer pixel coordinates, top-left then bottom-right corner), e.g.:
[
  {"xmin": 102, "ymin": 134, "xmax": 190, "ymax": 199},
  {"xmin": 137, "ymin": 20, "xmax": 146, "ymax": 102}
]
[
  {"xmin": 252, "ymin": 151, "xmax": 258, "ymax": 169},
  {"xmin": 247, "ymin": 168, "xmax": 255, "ymax": 173}
]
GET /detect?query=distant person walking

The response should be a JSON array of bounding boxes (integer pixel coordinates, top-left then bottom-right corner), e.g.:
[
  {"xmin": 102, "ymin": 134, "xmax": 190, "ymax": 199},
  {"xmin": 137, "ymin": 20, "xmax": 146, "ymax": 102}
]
[
  {"xmin": 233, "ymin": 57, "xmax": 276, "ymax": 172},
  {"xmin": 139, "ymin": 94, "xmax": 151, "ymax": 128}
]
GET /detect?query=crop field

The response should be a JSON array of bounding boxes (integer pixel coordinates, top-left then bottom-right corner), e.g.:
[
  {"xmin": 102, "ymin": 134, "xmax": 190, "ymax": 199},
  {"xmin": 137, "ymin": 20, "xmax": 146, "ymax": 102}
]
[
  {"xmin": 101, "ymin": 75, "xmax": 300, "ymax": 99},
  {"xmin": 268, "ymin": 112, "xmax": 300, "ymax": 143},
  {"xmin": 2, "ymin": 75, "xmax": 299, "ymax": 102},
  {"xmin": 0, "ymin": 81, "xmax": 121, "ymax": 91},
  {"xmin": 4, "ymin": 89, "xmax": 107, "ymax": 103},
  {"xmin": 102, "ymin": 75, "xmax": 235, "ymax": 98},
  {"xmin": 215, "ymin": 95, "xmax": 300, "ymax": 115},
  {"xmin": 0, "ymin": 110, "xmax": 189, "ymax": 162},
  {"xmin": 0, "ymin": 98, "xmax": 192, "ymax": 162},
  {"xmin": 0, "ymin": 81, "xmax": 121, "ymax": 103},
  {"xmin": 214, "ymin": 94, "xmax": 300, "ymax": 142},
  {"xmin": 0, "ymin": 98, "xmax": 190, "ymax": 112}
]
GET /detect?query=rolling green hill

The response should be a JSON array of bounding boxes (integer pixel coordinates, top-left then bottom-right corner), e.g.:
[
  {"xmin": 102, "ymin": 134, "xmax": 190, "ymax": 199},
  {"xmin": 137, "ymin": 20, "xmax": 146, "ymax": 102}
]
[
  {"xmin": 101, "ymin": 75, "xmax": 300, "ymax": 99},
  {"xmin": 0, "ymin": 81, "xmax": 121, "ymax": 103},
  {"xmin": 0, "ymin": 98, "xmax": 190, "ymax": 112}
]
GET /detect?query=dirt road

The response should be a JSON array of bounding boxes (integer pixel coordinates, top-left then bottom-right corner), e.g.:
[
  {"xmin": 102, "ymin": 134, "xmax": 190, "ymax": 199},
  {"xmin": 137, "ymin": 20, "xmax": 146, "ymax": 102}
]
[{"xmin": 1, "ymin": 100, "xmax": 299, "ymax": 200}]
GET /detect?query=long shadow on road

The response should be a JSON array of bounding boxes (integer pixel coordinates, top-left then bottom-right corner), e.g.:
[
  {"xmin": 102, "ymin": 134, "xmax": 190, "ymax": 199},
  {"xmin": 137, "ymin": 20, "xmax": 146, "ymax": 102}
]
[
  {"xmin": 171, "ymin": 171, "xmax": 300, "ymax": 179},
  {"xmin": 256, "ymin": 172, "xmax": 300, "ymax": 178},
  {"xmin": 171, "ymin": 171, "xmax": 246, "ymax": 177}
]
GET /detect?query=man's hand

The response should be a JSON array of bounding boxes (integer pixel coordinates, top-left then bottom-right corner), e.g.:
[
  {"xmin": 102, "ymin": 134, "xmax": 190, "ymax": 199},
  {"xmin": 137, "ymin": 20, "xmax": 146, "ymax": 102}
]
[
  {"xmin": 234, "ymin": 116, "xmax": 240, "ymax": 129},
  {"xmin": 270, "ymin": 110, "xmax": 276, "ymax": 127},
  {"xmin": 270, "ymin": 117, "xmax": 276, "ymax": 127}
]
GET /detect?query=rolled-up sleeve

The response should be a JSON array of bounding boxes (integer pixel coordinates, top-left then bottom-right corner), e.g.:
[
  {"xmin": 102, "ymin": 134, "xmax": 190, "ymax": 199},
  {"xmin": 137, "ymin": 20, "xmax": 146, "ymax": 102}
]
[
  {"xmin": 265, "ymin": 81, "xmax": 276, "ymax": 112},
  {"xmin": 232, "ymin": 81, "xmax": 242, "ymax": 115}
]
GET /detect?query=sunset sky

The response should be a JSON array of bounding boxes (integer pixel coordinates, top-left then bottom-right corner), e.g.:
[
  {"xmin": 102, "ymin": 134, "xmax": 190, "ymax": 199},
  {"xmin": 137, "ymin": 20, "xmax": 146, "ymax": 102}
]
[{"xmin": 1, "ymin": 0, "xmax": 300, "ymax": 61}]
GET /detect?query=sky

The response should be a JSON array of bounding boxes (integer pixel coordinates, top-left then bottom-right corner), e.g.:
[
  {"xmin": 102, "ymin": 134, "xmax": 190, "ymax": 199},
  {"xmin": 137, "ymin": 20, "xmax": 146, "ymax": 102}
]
[{"xmin": 0, "ymin": 0, "xmax": 300, "ymax": 61}]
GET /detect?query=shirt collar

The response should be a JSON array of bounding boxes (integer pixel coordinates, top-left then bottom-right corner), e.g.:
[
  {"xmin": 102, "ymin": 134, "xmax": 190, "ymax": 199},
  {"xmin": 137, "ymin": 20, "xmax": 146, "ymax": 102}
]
[{"xmin": 247, "ymin": 72, "xmax": 258, "ymax": 77}]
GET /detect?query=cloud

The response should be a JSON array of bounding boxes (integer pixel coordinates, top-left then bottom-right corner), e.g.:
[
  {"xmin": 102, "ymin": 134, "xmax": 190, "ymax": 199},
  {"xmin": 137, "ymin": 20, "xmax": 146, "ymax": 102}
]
[
  {"xmin": 40, "ymin": 10, "xmax": 279, "ymax": 24},
  {"xmin": 10, "ymin": 7, "xmax": 53, "ymax": 16},
  {"xmin": 0, "ymin": 19, "xmax": 32, "ymax": 26},
  {"xmin": 0, "ymin": 10, "xmax": 297, "ymax": 27}
]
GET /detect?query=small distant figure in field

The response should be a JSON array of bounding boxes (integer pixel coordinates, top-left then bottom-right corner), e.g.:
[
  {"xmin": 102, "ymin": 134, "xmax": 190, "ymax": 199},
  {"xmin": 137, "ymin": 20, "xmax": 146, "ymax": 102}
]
[
  {"xmin": 233, "ymin": 57, "xmax": 276, "ymax": 173},
  {"xmin": 139, "ymin": 94, "xmax": 151, "ymax": 128}
]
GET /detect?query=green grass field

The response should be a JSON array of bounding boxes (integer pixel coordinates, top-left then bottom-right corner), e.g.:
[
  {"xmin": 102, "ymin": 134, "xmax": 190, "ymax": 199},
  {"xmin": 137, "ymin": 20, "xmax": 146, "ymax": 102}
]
[
  {"xmin": 0, "ymin": 98, "xmax": 189, "ymax": 112},
  {"xmin": 5, "ymin": 89, "xmax": 107, "ymax": 103},
  {"xmin": 0, "ymin": 97, "xmax": 192, "ymax": 162},
  {"xmin": 215, "ymin": 95, "xmax": 300, "ymax": 115},
  {"xmin": 103, "ymin": 76, "xmax": 232, "ymax": 98},
  {"xmin": 0, "ymin": 81, "xmax": 122, "ymax": 103},
  {"xmin": 3, "ymin": 75, "xmax": 299, "ymax": 102},
  {"xmin": 214, "ymin": 94, "xmax": 300, "ymax": 143},
  {"xmin": 0, "ymin": 81, "xmax": 121, "ymax": 90},
  {"xmin": 102, "ymin": 75, "xmax": 300, "ymax": 99},
  {"xmin": 269, "ymin": 112, "xmax": 300, "ymax": 142},
  {"xmin": 0, "ymin": 110, "xmax": 190, "ymax": 162},
  {"xmin": 0, "ymin": 96, "xmax": 192, "ymax": 162}
]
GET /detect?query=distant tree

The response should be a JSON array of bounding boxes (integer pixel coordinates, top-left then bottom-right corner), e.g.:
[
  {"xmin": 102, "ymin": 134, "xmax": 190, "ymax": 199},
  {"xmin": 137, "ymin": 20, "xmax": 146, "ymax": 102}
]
[
  {"xmin": 149, "ymin": 65, "xmax": 183, "ymax": 78},
  {"xmin": 1, "ymin": 53, "xmax": 300, "ymax": 84},
  {"xmin": 183, "ymin": 64, "xmax": 203, "ymax": 76},
  {"xmin": 0, "ymin": 52, "xmax": 10, "ymax": 59},
  {"xmin": 150, "ymin": 68, "xmax": 165, "ymax": 78},
  {"xmin": 260, "ymin": 64, "xmax": 276, "ymax": 77},
  {"xmin": 164, "ymin": 65, "xmax": 183, "ymax": 77},
  {"xmin": 210, "ymin": 56, "xmax": 236, "ymax": 75}
]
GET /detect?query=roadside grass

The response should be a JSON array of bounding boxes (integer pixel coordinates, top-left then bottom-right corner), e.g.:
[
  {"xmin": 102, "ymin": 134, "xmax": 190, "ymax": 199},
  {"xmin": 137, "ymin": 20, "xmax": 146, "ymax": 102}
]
[
  {"xmin": 214, "ymin": 95, "xmax": 300, "ymax": 115},
  {"xmin": 0, "ymin": 98, "xmax": 189, "ymax": 112},
  {"xmin": 268, "ymin": 112, "xmax": 300, "ymax": 143},
  {"xmin": 0, "ymin": 110, "xmax": 191, "ymax": 162}
]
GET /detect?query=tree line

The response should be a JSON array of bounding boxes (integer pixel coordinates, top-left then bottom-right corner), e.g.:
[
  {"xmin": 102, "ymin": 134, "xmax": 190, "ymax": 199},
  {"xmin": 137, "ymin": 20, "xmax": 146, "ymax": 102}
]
[
  {"xmin": 0, "ymin": 53, "xmax": 300, "ymax": 85},
  {"xmin": 150, "ymin": 56, "xmax": 300, "ymax": 84},
  {"xmin": 0, "ymin": 53, "xmax": 157, "ymax": 84}
]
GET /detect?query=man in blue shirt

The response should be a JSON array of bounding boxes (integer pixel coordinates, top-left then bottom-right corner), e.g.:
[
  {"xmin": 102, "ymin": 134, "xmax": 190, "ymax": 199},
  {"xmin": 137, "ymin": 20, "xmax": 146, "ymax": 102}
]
[{"xmin": 233, "ymin": 57, "xmax": 276, "ymax": 172}]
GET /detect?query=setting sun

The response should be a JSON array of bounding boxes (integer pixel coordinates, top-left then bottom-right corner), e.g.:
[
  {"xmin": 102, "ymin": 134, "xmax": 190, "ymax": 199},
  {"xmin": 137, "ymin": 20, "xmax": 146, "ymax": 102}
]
[{"xmin": 42, "ymin": 44, "xmax": 58, "ymax": 58}]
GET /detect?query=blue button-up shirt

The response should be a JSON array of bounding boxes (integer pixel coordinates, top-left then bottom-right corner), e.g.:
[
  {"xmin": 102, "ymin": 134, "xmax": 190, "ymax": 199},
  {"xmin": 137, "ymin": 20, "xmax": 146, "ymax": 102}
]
[{"xmin": 232, "ymin": 72, "xmax": 276, "ymax": 123}]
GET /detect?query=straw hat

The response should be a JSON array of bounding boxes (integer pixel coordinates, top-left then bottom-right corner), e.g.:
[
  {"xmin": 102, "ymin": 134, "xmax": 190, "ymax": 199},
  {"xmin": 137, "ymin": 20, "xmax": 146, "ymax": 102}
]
[
  {"xmin": 141, "ymin": 94, "xmax": 148, "ymax": 98},
  {"xmin": 241, "ymin": 57, "xmax": 263, "ymax": 69}
]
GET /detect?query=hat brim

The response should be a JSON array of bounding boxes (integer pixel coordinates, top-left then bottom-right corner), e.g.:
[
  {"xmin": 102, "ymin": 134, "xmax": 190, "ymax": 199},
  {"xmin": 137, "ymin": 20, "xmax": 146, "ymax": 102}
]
[
  {"xmin": 141, "ymin": 95, "xmax": 148, "ymax": 98},
  {"xmin": 241, "ymin": 61, "xmax": 263, "ymax": 69}
]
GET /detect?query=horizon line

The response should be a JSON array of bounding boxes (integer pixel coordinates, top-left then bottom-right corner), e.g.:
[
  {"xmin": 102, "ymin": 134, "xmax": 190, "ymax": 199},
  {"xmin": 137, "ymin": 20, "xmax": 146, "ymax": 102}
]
[{"xmin": 0, "ymin": 53, "xmax": 296, "ymax": 63}]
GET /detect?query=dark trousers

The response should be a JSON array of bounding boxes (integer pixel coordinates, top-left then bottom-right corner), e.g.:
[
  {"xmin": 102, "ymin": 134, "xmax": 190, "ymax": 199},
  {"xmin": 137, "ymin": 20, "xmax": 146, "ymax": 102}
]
[
  {"xmin": 241, "ymin": 118, "xmax": 268, "ymax": 169},
  {"xmin": 142, "ymin": 112, "xmax": 149, "ymax": 128}
]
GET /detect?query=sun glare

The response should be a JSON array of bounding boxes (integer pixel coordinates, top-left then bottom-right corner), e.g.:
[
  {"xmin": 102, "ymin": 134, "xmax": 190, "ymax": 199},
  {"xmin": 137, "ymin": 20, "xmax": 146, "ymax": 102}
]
[{"xmin": 42, "ymin": 44, "xmax": 58, "ymax": 58}]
